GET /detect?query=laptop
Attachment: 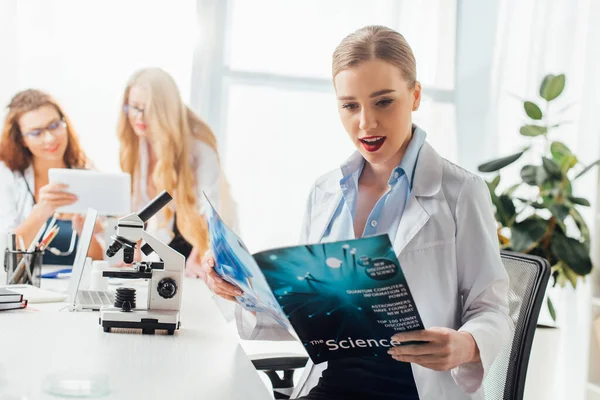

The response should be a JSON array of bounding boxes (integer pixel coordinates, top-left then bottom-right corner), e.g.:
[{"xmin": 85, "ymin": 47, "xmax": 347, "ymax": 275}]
[{"xmin": 67, "ymin": 208, "xmax": 114, "ymax": 311}]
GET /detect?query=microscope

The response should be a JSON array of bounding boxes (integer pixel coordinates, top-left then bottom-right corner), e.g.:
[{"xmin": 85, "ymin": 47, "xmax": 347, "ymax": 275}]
[{"xmin": 99, "ymin": 190, "xmax": 184, "ymax": 335}]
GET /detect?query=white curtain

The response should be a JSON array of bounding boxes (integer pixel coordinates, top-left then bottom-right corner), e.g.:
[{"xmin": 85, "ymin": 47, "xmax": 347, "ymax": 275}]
[{"xmin": 457, "ymin": 0, "xmax": 600, "ymax": 398}]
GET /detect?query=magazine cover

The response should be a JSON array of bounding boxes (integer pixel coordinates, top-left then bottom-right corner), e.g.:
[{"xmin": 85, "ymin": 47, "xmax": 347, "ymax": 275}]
[{"xmin": 204, "ymin": 193, "xmax": 424, "ymax": 363}]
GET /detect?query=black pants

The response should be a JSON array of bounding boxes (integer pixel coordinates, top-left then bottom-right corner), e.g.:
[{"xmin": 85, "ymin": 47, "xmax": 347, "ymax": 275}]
[{"xmin": 295, "ymin": 357, "xmax": 419, "ymax": 400}]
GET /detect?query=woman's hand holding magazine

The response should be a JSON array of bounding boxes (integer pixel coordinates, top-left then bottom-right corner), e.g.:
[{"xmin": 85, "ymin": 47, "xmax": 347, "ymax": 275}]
[{"xmin": 199, "ymin": 249, "xmax": 243, "ymax": 302}]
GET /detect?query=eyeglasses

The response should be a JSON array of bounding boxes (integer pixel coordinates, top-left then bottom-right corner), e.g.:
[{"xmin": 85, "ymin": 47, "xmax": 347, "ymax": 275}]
[
  {"xmin": 123, "ymin": 104, "xmax": 145, "ymax": 117},
  {"xmin": 22, "ymin": 120, "xmax": 67, "ymax": 139}
]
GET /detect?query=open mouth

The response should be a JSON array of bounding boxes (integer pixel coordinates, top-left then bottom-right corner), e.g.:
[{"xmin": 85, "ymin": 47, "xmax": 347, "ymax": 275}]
[{"xmin": 359, "ymin": 136, "xmax": 386, "ymax": 152}]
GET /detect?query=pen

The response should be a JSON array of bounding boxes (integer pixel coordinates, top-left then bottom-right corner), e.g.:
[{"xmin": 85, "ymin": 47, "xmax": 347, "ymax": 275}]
[
  {"xmin": 42, "ymin": 214, "xmax": 58, "ymax": 242},
  {"xmin": 40, "ymin": 268, "xmax": 72, "ymax": 279},
  {"xmin": 18, "ymin": 235, "xmax": 25, "ymax": 252},
  {"xmin": 37, "ymin": 226, "xmax": 60, "ymax": 251}
]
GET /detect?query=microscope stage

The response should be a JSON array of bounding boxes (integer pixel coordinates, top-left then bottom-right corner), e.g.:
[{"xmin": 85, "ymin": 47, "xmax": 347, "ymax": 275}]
[{"xmin": 100, "ymin": 308, "xmax": 180, "ymax": 335}]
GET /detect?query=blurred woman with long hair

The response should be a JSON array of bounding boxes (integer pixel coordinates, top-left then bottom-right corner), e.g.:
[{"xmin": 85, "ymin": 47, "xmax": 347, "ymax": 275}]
[{"xmin": 117, "ymin": 68, "xmax": 236, "ymax": 274}]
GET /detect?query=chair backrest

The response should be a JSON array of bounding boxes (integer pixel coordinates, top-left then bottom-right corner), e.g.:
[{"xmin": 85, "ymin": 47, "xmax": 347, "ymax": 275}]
[{"xmin": 483, "ymin": 251, "xmax": 551, "ymax": 400}]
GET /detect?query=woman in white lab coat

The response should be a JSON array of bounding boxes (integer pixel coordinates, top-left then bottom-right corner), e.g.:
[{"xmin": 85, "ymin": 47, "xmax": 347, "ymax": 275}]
[
  {"xmin": 200, "ymin": 26, "xmax": 512, "ymax": 399},
  {"xmin": 0, "ymin": 89, "xmax": 104, "ymax": 262}
]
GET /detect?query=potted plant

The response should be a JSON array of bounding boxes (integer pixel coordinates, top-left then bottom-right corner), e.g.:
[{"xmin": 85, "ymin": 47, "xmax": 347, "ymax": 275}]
[
  {"xmin": 477, "ymin": 73, "xmax": 599, "ymax": 398},
  {"xmin": 477, "ymin": 73, "xmax": 599, "ymax": 320}
]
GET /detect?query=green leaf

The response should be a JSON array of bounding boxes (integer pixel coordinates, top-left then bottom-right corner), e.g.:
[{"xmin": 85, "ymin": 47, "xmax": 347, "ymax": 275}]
[
  {"xmin": 550, "ymin": 141, "xmax": 572, "ymax": 159},
  {"xmin": 518, "ymin": 197, "xmax": 545, "ymax": 209},
  {"xmin": 491, "ymin": 194, "xmax": 517, "ymax": 227},
  {"xmin": 542, "ymin": 157, "xmax": 563, "ymax": 180},
  {"xmin": 488, "ymin": 175, "xmax": 501, "ymax": 192},
  {"xmin": 564, "ymin": 179, "xmax": 572, "ymax": 195},
  {"xmin": 540, "ymin": 73, "xmax": 566, "ymax": 101},
  {"xmin": 520, "ymin": 125, "xmax": 548, "ymax": 137},
  {"xmin": 574, "ymin": 158, "xmax": 600, "ymax": 180},
  {"xmin": 547, "ymin": 297, "xmax": 556, "ymax": 322},
  {"xmin": 478, "ymin": 150, "xmax": 527, "ymax": 173},
  {"xmin": 524, "ymin": 101, "xmax": 543, "ymax": 120},
  {"xmin": 569, "ymin": 207, "xmax": 590, "ymax": 245},
  {"xmin": 568, "ymin": 196, "xmax": 590, "ymax": 207},
  {"xmin": 560, "ymin": 155, "xmax": 578, "ymax": 174},
  {"xmin": 548, "ymin": 204, "xmax": 569, "ymax": 234},
  {"xmin": 549, "ymin": 204, "xmax": 570, "ymax": 221},
  {"xmin": 530, "ymin": 201, "xmax": 546, "ymax": 209},
  {"xmin": 520, "ymin": 165, "xmax": 547, "ymax": 186},
  {"xmin": 550, "ymin": 142, "xmax": 576, "ymax": 173},
  {"xmin": 550, "ymin": 230, "xmax": 592, "ymax": 275},
  {"xmin": 540, "ymin": 181, "xmax": 558, "ymax": 198},
  {"xmin": 511, "ymin": 217, "xmax": 548, "ymax": 252},
  {"xmin": 540, "ymin": 75, "xmax": 553, "ymax": 97}
]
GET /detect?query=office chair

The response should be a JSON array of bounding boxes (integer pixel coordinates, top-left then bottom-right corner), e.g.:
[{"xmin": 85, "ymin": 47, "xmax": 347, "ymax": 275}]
[
  {"xmin": 482, "ymin": 251, "xmax": 551, "ymax": 400},
  {"xmin": 251, "ymin": 251, "xmax": 551, "ymax": 400}
]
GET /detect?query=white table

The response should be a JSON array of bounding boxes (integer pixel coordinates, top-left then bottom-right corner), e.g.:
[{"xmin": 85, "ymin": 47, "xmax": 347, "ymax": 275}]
[{"xmin": 0, "ymin": 270, "xmax": 272, "ymax": 400}]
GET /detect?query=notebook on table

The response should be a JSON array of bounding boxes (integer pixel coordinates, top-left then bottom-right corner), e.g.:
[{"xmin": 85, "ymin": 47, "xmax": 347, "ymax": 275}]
[
  {"xmin": 0, "ymin": 287, "xmax": 22, "ymax": 303},
  {"xmin": 3, "ymin": 284, "xmax": 67, "ymax": 303},
  {"xmin": 0, "ymin": 287, "xmax": 28, "ymax": 311},
  {"xmin": 0, "ymin": 300, "xmax": 28, "ymax": 311}
]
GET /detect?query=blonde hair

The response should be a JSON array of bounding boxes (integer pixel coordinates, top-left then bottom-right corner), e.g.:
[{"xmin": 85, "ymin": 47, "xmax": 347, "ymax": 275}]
[
  {"xmin": 117, "ymin": 68, "xmax": 220, "ymax": 253},
  {"xmin": 332, "ymin": 25, "xmax": 417, "ymax": 87}
]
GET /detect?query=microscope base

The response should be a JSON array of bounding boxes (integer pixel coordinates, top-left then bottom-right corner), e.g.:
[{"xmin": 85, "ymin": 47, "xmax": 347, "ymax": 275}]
[{"xmin": 99, "ymin": 308, "xmax": 180, "ymax": 335}]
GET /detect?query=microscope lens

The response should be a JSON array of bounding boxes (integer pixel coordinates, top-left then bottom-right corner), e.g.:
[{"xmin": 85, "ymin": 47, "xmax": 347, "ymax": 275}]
[
  {"xmin": 106, "ymin": 240, "xmax": 122, "ymax": 257},
  {"xmin": 123, "ymin": 248, "xmax": 134, "ymax": 264}
]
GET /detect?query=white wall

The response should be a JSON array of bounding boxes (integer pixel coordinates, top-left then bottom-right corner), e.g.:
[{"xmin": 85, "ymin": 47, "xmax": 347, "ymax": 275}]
[{"xmin": 0, "ymin": 0, "xmax": 198, "ymax": 172}]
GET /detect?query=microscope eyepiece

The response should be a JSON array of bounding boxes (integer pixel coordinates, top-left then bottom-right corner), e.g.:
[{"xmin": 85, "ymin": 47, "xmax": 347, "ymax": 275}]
[{"xmin": 137, "ymin": 190, "xmax": 173, "ymax": 223}]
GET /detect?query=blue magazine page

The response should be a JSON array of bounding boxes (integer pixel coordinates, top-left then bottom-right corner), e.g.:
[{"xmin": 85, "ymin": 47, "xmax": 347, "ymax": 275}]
[
  {"xmin": 203, "ymin": 194, "xmax": 291, "ymax": 330},
  {"xmin": 253, "ymin": 236, "xmax": 424, "ymax": 363}
]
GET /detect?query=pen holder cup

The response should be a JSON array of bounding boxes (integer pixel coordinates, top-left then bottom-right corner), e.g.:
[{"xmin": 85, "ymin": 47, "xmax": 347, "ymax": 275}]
[{"xmin": 3, "ymin": 249, "xmax": 43, "ymax": 287}]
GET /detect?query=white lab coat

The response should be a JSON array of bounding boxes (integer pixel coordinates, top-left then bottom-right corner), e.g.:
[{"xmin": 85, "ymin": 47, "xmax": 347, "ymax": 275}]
[
  {"xmin": 235, "ymin": 141, "xmax": 513, "ymax": 399},
  {"xmin": 0, "ymin": 163, "xmax": 36, "ymax": 253}
]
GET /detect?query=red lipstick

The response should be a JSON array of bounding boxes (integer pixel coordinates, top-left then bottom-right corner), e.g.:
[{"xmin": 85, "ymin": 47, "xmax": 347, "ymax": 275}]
[{"xmin": 359, "ymin": 136, "xmax": 386, "ymax": 152}]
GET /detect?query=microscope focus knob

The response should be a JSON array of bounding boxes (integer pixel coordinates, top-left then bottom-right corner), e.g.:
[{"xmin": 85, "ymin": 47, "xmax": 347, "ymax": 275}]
[{"xmin": 157, "ymin": 278, "xmax": 178, "ymax": 299}]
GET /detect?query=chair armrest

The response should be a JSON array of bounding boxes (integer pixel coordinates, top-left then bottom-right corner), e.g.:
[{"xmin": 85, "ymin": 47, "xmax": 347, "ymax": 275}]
[{"xmin": 250, "ymin": 354, "xmax": 309, "ymax": 371}]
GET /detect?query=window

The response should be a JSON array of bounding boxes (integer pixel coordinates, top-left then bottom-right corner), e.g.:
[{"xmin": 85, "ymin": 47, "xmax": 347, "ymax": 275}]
[{"xmin": 197, "ymin": 0, "xmax": 458, "ymax": 251}]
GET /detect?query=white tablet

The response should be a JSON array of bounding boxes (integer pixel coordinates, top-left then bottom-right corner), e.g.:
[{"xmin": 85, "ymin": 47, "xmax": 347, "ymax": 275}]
[{"xmin": 48, "ymin": 169, "xmax": 131, "ymax": 216}]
